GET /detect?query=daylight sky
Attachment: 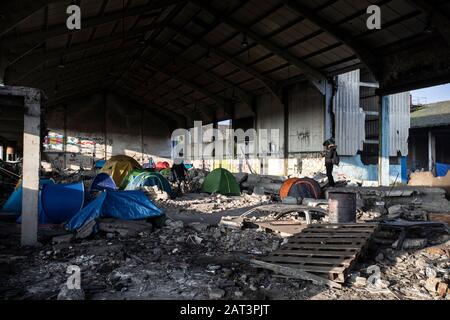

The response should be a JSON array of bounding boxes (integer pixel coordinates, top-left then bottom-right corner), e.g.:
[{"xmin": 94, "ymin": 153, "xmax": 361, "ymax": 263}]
[{"xmin": 410, "ymin": 83, "xmax": 450, "ymax": 104}]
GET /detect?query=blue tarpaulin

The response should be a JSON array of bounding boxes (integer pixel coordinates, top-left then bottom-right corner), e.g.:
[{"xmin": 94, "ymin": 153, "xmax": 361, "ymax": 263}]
[
  {"xmin": 41, "ymin": 182, "xmax": 85, "ymax": 224},
  {"xmin": 436, "ymin": 163, "xmax": 450, "ymax": 177},
  {"xmin": 66, "ymin": 190, "xmax": 163, "ymax": 231}
]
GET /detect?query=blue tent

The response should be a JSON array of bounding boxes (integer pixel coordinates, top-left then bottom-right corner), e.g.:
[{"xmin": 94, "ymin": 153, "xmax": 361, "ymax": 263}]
[
  {"xmin": 66, "ymin": 190, "xmax": 163, "ymax": 231},
  {"xmin": 41, "ymin": 182, "xmax": 85, "ymax": 224},
  {"xmin": 2, "ymin": 179, "xmax": 58, "ymax": 224},
  {"xmin": 90, "ymin": 173, "xmax": 117, "ymax": 192},
  {"xmin": 1, "ymin": 179, "xmax": 54, "ymax": 214},
  {"xmin": 436, "ymin": 163, "xmax": 450, "ymax": 177}
]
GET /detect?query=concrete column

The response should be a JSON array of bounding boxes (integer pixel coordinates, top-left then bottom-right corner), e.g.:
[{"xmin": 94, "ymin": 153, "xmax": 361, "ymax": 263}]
[
  {"xmin": 324, "ymin": 81, "xmax": 334, "ymax": 141},
  {"xmin": 282, "ymin": 88, "xmax": 289, "ymax": 176},
  {"xmin": 379, "ymin": 95, "xmax": 390, "ymax": 186},
  {"xmin": 428, "ymin": 130, "xmax": 436, "ymax": 174},
  {"xmin": 21, "ymin": 90, "xmax": 41, "ymax": 246},
  {"xmin": 0, "ymin": 49, "xmax": 9, "ymax": 85}
]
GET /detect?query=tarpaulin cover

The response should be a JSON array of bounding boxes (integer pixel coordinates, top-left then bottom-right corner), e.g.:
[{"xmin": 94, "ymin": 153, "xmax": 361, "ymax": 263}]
[
  {"xmin": 41, "ymin": 182, "xmax": 84, "ymax": 224},
  {"xmin": 94, "ymin": 159, "xmax": 106, "ymax": 169},
  {"xmin": 2, "ymin": 178, "xmax": 53, "ymax": 214},
  {"xmin": 9, "ymin": 179, "xmax": 57, "ymax": 224},
  {"xmin": 66, "ymin": 190, "xmax": 163, "ymax": 231},
  {"xmin": 436, "ymin": 163, "xmax": 450, "ymax": 177}
]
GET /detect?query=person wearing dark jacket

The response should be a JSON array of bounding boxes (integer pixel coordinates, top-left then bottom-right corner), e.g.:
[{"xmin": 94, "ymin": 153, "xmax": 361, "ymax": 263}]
[
  {"xmin": 171, "ymin": 161, "xmax": 188, "ymax": 192},
  {"xmin": 323, "ymin": 138, "xmax": 339, "ymax": 187}
]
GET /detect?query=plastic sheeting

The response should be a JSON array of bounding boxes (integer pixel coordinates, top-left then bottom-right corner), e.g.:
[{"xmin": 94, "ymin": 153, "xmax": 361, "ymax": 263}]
[
  {"xmin": 1, "ymin": 179, "xmax": 54, "ymax": 214},
  {"xmin": 41, "ymin": 182, "xmax": 85, "ymax": 224},
  {"xmin": 436, "ymin": 163, "xmax": 450, "ymax": 177},
  {"xmin": 66, "ymin": 190, "xmax": 163, "ymax": 231}
]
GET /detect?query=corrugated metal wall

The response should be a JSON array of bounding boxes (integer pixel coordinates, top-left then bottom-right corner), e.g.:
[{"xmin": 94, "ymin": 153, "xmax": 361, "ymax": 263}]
[
  {"xmin": 334, "ymin": 69, "xmax": 410, "ymax": 157},
  {"xmin": 389, "ymin": 92, "xmax": 410, "ymax": 156},
  {"xmin": 288, "ymin": 82, "xmax": 324, "ymax": 153},
  {"xmin": 333, "ymin": 69, "xmax": 366, "ymax": 155}
]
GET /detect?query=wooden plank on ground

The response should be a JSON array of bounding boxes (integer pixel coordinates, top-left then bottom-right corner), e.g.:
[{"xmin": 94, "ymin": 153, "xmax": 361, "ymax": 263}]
[{"xmin": 251, "ymin": 259, "xmax": 342, "ymax": 289}]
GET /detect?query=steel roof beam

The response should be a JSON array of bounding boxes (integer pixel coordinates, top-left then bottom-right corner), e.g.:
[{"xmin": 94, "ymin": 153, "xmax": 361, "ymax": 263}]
[
  {"xmin": 141, "ymin": 60, "xmax": 233, "ymax": 117},
  {"xmin": 143, "ymin": 46, "xmax": 254, "ymax": 106},
  {"xmin": 0, "ymin": 0, "xmax": 53, "ymax": 37},
  {"xmin": 3, "ymin": 0, "xmax": 184, "ymax": 60},
  {"xmin": 8, "ymin": 22, "xmax": 162, "ymax": 70},
  {"xmin": 168, "ymin": 24, "xmax": 282, "ymax": 100},
  {"xmin": 409, "ymin": 0, "xmax": 450, "ymax": 45},
  {"xmin": 190, "ymin": 0, "xmax": 327, "ymax": 93},
  {"xmin": 280, "ymin": 0, "xmax": 379, "ymax": 78}
]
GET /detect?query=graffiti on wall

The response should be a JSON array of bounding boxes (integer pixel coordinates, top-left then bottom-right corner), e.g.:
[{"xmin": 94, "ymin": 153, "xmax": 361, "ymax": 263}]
[{"xmin": 43, "ymin": 131, "xmax": 107, "ymax": 170}]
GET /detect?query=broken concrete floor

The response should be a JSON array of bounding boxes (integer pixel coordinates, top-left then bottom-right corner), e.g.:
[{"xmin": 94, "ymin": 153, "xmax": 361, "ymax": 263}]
[{"xmin": 1, "ymin": 193, "xmax": 449, "ymax": 300}]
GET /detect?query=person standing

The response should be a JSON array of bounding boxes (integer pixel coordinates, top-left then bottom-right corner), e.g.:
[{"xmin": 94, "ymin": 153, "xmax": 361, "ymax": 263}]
[
  {"xmin": 323, "ymin": 138, "xmax": 339, "ymax": 187},
  {"xmin": 171, "ymin": 161, "xmax": 188, "ymax": 192}
]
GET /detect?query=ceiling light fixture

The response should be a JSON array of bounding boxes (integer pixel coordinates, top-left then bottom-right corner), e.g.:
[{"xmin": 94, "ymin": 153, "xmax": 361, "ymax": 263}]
[{"xmin": 241, "ymin": 34, "xmax": 248, "ymax": 48}]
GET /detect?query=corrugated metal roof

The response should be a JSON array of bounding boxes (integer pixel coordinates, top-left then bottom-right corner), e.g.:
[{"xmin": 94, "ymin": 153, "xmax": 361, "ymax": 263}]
[
  {"xmin": 411, "ymin": 101, "xmax": 450, "ymax": 129},
  {"xmin": 0, "ymin": 0, "xmax": 447, "ymax": 124}
]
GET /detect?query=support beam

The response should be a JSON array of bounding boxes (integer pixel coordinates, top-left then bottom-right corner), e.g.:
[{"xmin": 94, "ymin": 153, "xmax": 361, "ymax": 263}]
[
  {"xmin": 409, "ymin": 0, "xmax": 450, "ymax": 45},
  {"xmin": 0, "ymin": 1, "xmax": 52, "ymax": 37},
  {"xmin": 280, "ymin": 0, "xmax": 378, "ymax": 78},
  {"xmin": 146, "ymin": 46, "xmax": 254, "ymax": 107},
  {"xmin": 12, "ymin": 43, "xmax": 138, "ymax": 83},
  {"xmin": 168, "ymin": 24, "xmax": 282, "ymax": 102},
  {"xmin": 22, "ymin": 89, "xmax": 41, "ymax": 246},
  {"xmin": 8, "ymin": 22, "xmax": 162, "ymax": 70},
  {"xmin": 0, "ymin": 49, "xmax": 8, "ymax": 84},
  {"xmin": 0, "ymin": 86, "xmax": 43, "ymax": 246},
  {"xmin": 379, "ymin": 95, "xmax": 390, "ymax": 186},
  {"xmin": 3, "ymin": 0, "xmax": 183, "ymax": 55},
  {"xmin": 141, "ymin": 60, "xmax": 233, "ymax": 117},
  {"xmin": 190, "ymin": 0, "xmax": 327, "ymax": 93},
  {"xmin": 428, "ymin": 130, "xmax": 436, "ymax": 174},
  {"xmin": 282, "ymin": 87, "xmax": 289, "ymax": 176}
]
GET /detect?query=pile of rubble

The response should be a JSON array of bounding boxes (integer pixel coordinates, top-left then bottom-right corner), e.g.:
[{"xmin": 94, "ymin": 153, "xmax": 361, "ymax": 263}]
[
  {"xmin": 158, "ymin": 193, "xmax": 271, "ymax": 216},
  {"xmin": 1, "ymin": 183, "xmax": 450, "ymax": 300}
]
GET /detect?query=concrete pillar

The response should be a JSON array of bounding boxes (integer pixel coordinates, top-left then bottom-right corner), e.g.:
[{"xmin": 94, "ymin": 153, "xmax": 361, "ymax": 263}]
[
  {"xmin": 428, "ymin": 130, "xmax": 436, "ymax": 174},
  {"xmin": 21, "ymin": 90, "xmax": 41, "ymax": 246},
  {"xmin": 282, "ymin": 88, "xmax": 289, "ymax": 176},
  {"xmin": 6, "ymin": 145, "xmax": 15, "ymax": 161},
  {"xmin": 379, "ymin": 95, "xmax": 390, "ymax": 186},
  {"xmin": 324, "ymin": 81, "xmax": 334, "ymax": 141},
  {"xmin": 0, "ymin": 50, "xmax": 9, "ymax": 85}
]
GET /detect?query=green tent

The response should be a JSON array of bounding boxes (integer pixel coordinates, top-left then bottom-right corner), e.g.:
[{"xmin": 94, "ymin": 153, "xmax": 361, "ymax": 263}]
[
  {"xmin": 201, "ymin": 168, "xmax": 241, "ymax": 196},
  {"xmin": 125, "ymin": 171, "xmax": 173, "ymax": 197}
]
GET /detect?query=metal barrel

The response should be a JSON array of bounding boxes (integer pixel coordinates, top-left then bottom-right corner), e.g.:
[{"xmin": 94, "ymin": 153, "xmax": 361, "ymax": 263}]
[{"xmin": 328, "ymin": 191, "xmax": 356, "ymax": 223}]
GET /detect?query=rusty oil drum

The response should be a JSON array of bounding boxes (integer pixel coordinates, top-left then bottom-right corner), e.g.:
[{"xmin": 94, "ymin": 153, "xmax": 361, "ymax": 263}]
[{"xmin": 328, "ymin": 191, "xmax": 356, "ymax": 223}]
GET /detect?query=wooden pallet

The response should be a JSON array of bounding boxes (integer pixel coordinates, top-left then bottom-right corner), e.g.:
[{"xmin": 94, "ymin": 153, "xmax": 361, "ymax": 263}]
[{"xmin": 257, "ymin": 223, "xmax": 379, "ymax": 283}]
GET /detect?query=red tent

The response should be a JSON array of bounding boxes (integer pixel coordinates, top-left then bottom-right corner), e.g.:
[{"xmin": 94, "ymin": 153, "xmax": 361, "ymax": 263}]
[{"xmin": 155, "ymin": 161, "xmax": 170, "ymax": 171}]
